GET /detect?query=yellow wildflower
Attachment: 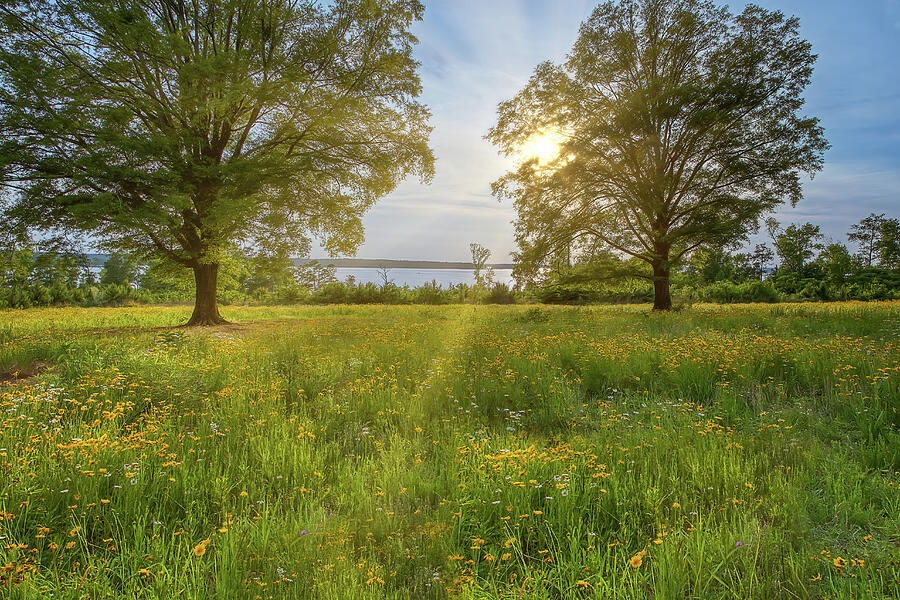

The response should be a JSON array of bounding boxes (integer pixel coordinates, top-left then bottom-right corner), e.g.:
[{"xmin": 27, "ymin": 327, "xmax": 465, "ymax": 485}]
[
  {"xmin": 629, "ymin": 550, "xmax": 646, "ymax": 568},
  {"xmin": 193, "ymin": 538, "xmax": 211, "ymax": 557}
]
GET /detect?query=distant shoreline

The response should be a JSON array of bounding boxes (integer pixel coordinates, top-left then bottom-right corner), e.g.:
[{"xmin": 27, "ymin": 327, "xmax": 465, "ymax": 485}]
[
  {"xmin": 86, "ymin": 254, "xmax": 514, "ymax": 270},
  {"xmin": 300, "ymin": 258, "xmax": 515, "ymax": 269}
]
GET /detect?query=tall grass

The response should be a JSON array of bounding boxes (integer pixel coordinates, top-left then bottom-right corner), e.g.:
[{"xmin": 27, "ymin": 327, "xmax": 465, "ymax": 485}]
[{"xmin": 0, "ymin": 302, "xmax": 898, "ymax": 598}]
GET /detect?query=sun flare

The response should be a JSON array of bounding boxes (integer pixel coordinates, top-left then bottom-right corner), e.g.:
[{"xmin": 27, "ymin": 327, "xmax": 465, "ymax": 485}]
[{"xmin": 519, "ymin": 129, "xmax": 565, "ymax": 165}]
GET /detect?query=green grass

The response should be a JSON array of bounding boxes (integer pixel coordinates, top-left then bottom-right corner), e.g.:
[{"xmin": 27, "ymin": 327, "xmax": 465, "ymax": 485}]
[{"xmin": 1, "ymin": 302, "xmax": 898, "ymax": 598}]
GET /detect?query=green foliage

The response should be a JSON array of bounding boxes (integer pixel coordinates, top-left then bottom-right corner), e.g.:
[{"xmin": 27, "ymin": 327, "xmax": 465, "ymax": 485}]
[
  {"xmin": 816, "ymin": 243, "xmax": 856, "ymax": 286},
  {"xmin": 687, "ymin": 247, "xmax": 740, "ymax": 283},
  {"xmin": 537, "ymin": 277, "xmax": 654, "ymax": 305},
  {"xmin": 848, "ymin": 213, "xmax": 887, "ymax": 267},
  {"xmin": 304, "ymin": 280, "xmax": 474, "ymax": 306},
  {"xmin": 99, "ymin": 254, "xmax": 140, "ymax": 287},
  {"xmin": 525, "ymin": 222, "xmax": 899, "ymax": 304},
  {"xmin": 138, "ymin": 259, "xmax": 196, "ymax": 300},
  {"xmin": 469, "ymin": 243, "xmax": 495, "ymax": 291},
  {"xmin": 768, "ymin": 220, "xmax": 824, "ymax": 274},
  {"xmin": 293, "ymin": 261, "xmax": 338, "ymax": 291},
  {"xmin": 488, "ymin": 0, "xmax": 828, "ymax": 310},
  {"xmin": 876, "ymin": 218, "xmax": 900, "ymax": 270},
  {"xmin": 688, "ymin": 280, "xmax": 781, "ymax": 303},
  {"xmin": 0, "ymin": 0, "xmax": 434, "ymax": 322},
  {"xmin": 842, "ymin": 269, "xmax": 900, "ymax": 301},
  {"xmin": 482, "ymin": 282, "xmax": 516, "ymax": 304},
  {"xmin": 242, "ymin": 253, "xmax": 296, "ymax": 296},
  {"xmin": 0, "ymin": 238, "xmax": 101, "ymax": 308}
]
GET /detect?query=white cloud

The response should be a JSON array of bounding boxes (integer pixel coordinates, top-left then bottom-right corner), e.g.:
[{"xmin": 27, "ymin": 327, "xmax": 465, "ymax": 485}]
[
  {"xmin": 316, "ymin": 2, "xmax": 899, "ymax": 262},
  {"xmin": 315, "ymin": 1, "xmax": 596, "ymax": 262}
]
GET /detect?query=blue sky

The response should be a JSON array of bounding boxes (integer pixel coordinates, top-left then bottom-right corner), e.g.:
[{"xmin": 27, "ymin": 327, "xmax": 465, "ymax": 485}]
[{"xmin": 321, "ymin": 0, "xmax": 900, "ymax": 262}]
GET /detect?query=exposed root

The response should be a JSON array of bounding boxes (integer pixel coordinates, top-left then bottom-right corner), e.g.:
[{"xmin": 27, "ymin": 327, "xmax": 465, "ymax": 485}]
[{"xmin": 181, "ymin": 316, "xmax": 232, "ymax": 328}]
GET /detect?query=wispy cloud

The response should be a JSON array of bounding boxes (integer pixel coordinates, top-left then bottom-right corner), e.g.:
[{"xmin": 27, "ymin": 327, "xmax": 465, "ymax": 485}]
[
  {"xmin": 771, "ymin": 164, "xmax": 900, "ymax": 236},
  {"xmin": 317, "ymin": 1, "xmax": 900, "ymax": 262}
]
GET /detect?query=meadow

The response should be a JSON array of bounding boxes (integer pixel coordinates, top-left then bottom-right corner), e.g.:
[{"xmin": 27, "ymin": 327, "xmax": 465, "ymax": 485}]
[{"xmin": 0, "ymin": 302, "xmax": 898, "ymax": 599}]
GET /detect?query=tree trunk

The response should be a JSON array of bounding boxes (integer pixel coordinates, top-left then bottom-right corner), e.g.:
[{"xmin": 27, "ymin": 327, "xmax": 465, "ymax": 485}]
[
  {"xmin": 186, "ymin": 263, "xmax": 228, "ymax": 326},
  {"xmin": 652, "ymin": 261, "xmax": 672, "ymax": 311}
]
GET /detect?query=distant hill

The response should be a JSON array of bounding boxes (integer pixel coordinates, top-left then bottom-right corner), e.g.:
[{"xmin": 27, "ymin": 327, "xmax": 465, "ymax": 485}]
[{"xmin": 86, "ymin": 254, "xmax": 514, "ymax": 269}]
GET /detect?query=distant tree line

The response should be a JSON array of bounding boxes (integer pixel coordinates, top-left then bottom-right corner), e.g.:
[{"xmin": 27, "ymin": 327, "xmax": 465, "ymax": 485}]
[
  {"xmin": 0, "ymin": 238, "xmax": 518, "ymax": 308},
  {"xmin": 2, "ymin": 212, "xmax": 897, "ymax": 309},
  {"xmin": 534, "ymin": 213, "xmax": 900, "ymax": 304}
]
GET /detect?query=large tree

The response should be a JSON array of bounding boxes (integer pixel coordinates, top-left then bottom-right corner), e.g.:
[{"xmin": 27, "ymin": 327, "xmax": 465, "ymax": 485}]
[
  {"xmin": 488, "ymin": 0, "xmax": 828, "ymax": 309},
  {"xmin": 0, "ymin": 0, "xmax": 433, "ymax": 324}
]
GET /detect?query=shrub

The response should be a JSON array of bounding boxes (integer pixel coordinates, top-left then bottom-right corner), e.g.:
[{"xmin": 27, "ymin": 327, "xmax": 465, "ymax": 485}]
[
  {"xmin": 275, "ymin": 284, "xmax": 309, "ymax": 305},
  {"xmin": 483, "ymin": 283, "xmax": 517, "ymax": 304},
  {"xmin": 413, "ymin": 281, "xmax": 450, "ymax": 305},
  {"xmin": 693, "ymin": 280, "xmax": 781, "ymax": 303}
]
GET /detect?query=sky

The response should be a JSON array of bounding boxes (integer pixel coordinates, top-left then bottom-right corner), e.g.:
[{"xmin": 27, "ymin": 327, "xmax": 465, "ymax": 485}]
[{"xmin": 317, "ymin": 0, "xmax": 900, "ymax": 262}]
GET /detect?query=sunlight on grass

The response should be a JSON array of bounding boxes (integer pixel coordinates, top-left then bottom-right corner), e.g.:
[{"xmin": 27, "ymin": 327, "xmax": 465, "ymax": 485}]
[{"xmin": 0, "ymin": 302, "xmax": 898, "ymax": 598}]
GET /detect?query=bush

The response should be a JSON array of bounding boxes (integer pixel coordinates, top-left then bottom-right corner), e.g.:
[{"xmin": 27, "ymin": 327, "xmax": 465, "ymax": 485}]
[
  {"xmin": 0, "ymin": 263, "xmax": 894, "ymax": 309},
  {"xmin": 346, "ymin": 282, "xmax": 385, "ymax": 304},
  {"xmin": 31, "ymin": 285, "xmax": 52, "ymax": 306},
  {"xmin": 49, "ymin": 282, "xmax": 76, "ymax": 305},
  {"xmin": 310, "ymin": 281, "xmax": 349, "ymax": 304},
  {"xmin": 845, "ymin": 282, "xmax": 893, "ymax": 301},
  {"xmin": 274, "ymin": 284, "xmax": 309, "ymax": 305},
  {"xmin": 771, "ymin": 272, "xmax": 804, "ymax": 295},
  {"xmin": 691, "ymin": 280, "xmax": 781, "ymax": 303},
  {"xmin": 535, "ymin": 280, "xmax": 653, "ymax": 304},
  {"xmin": 100, "ymin": 283, "xmax": 132, "ymax": 305},
  {"xmin": 799, "ymin": 279, "xmax": 829, "ymax": 301},
  {"xmin": 483, "ymin": 283, "xmax": 517, "ymax": 304},
  {"xmin": 413, "ymin": 281, "xmax": 451, "ymax": 305}
]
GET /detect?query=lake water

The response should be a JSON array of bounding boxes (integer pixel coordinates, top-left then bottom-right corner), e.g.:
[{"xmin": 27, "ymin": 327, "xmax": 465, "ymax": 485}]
[
  {"xmin": 334, "ymin": 268, "xmax": 515, "ymax": 288},
  {"xmin": 86, "ymin": 264, "xmax": 515, "ymax": 288}
]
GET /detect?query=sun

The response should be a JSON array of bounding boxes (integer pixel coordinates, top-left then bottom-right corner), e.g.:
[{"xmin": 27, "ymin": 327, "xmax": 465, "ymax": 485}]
[{"xmin": 518, "ymin": 129, "xmax": 565, "ymax": 165}]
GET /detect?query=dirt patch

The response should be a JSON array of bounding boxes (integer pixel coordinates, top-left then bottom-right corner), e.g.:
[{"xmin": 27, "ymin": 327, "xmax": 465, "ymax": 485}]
[
  {"xmin": 0, "ymin": 361, "xmax": 51, "ymax": 384},
  {"xmin": 180, "ymin": 321, "xmax": 288, "ymax": 337},
  {"xmin": 183, "ymin": 322, "xmax": 254, "ymax": 334}
]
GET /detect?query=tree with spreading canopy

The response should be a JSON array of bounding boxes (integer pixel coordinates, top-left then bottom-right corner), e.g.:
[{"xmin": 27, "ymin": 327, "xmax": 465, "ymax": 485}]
[
  {"xmin": 0, "ymin": 0, "xmax": 433, "ymax": 325},
  {"xmin": 487, "ymin": 0, "xmax": 828, "ymax": 310}
]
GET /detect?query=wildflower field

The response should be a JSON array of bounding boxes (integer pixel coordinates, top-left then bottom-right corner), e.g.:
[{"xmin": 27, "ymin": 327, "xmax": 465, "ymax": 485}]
[{"xmin": 1, "ymin": 302, "xmax": 898, "ymax": 599}]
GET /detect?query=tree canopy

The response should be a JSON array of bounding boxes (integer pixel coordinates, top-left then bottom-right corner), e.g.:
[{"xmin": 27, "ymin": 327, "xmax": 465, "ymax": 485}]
[
  {"xmin": 877, "ymin": 219, "xmax": 900, "ymax": 270},
  {"xmin": 767, "ymin": 219, "xmax": 823, "ymax": 275},
  {"xmin": 0, "ymin": 0, "xmax": 433, "ymax": 324},
  {"xmin": 488, "ymin": 0, "xmax": 828, "ymax": 309},
  {"xmin": 469, "ymin": 242, "xmax": 494, "ymax": 290},
  {"xmin": 848, "ymin": 213, "xmax": 886, "ymax": 267}
]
